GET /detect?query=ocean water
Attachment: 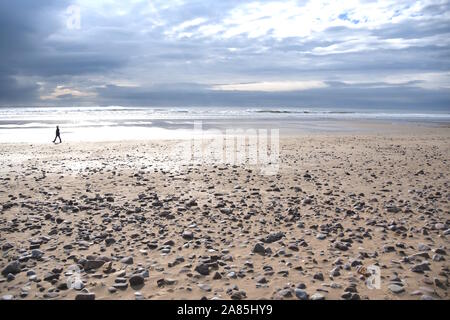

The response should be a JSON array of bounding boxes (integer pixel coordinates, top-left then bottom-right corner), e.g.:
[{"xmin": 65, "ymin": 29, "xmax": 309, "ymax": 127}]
[{"xmin": 0, "ymin": 106, "xmax": 449, "ymax": 143}]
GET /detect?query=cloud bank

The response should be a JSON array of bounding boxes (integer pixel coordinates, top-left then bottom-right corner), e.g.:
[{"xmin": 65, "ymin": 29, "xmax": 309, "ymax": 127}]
[{"xmin": 0, "ymin": 0, "xmax": 449, "ymax": 110}]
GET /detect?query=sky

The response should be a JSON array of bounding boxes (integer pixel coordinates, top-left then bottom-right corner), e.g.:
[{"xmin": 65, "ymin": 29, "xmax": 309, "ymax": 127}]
[{"xmin": 0, "ymin": 0, "xmax": 449, "ymax": 109}]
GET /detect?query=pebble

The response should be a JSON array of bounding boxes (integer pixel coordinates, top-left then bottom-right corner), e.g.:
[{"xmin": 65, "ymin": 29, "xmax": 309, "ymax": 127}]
[
  {"xmin": 75, "ymin": 293, "xmax": 96, "ymax": 300},
  {"xmin": 129, "ymin": 275, "xmax": 145, "ymax": 286}
]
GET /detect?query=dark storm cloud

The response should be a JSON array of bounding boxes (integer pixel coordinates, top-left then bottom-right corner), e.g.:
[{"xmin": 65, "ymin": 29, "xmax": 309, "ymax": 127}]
[{"xmin": 96, "ymin": 82, "xmax": 450, "ymax": 110}]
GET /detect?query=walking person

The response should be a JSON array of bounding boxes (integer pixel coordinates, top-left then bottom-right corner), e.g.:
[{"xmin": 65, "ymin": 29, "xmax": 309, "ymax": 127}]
[{"xmin": 53, "ymin": 126, "xmax": 62, "ymax": 144}]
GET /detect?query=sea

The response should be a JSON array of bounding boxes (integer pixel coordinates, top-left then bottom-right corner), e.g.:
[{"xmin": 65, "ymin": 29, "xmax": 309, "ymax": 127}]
[{"xmin": 0, "ymin": 106, "xmax": 449, "ymax": 143}]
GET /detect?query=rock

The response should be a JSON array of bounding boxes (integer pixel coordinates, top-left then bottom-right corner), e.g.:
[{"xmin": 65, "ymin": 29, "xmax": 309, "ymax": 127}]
[
  {"xmin": 75, "ymin": 293, "xmax": 95, "ymax": 300},
  {"xmin": 31, "ymin": 249, "xmax": 44, "ymax": 259},
  {"xmin": 252, "ymin": 243, "xmax": 265, "ymax": 255},
  {"xmin": 386, "ymin": 206, "xmax": 401, "ymax": 213},
  {"xmin": 330, "ymin": 267, "xmax": 341, "ymax": 277},
  {"xmin": 435, "ymin": 223, "xmax": 446, "ymax": 230},
  {"xmin": 2, "ymin": 261, "xmax": 21, "ymax": 276},
  {"xmin": 120, "ymin": 256, "xmax": 134, "ymax": 264},
  {"xmin": 108, "ymin": 287, "xmax": 117, "ymax": 293},
  {"xmin": 310, "ymin": 293, "xmax": 325, "ymax": 300},
  {"xmin": 1, "ymin": 295, "xmax": 14, "ymax": 300},
  {"xmin": 157, "ymin": 278, "xmax": 176, "ymax": 287},
  {"xmin": 105, "ymin": 238, "xmax": 116, "ymax": 246},
  {"xmin": 383, "ymin": 245, "xmax": 395, "ymax": 253},
  {"xmin": 334, "ymin": 242, "xmax": 348, "ymax": 251},
  {"xmin": 84, "ymin": 260, "xmax": 105, "ymax": 271},
  {"xmin": 296, "ymin": 283, "xmax": 307, "ymax": 289},
  {"xmin": 182, "ymin": 230, "xmax": 194, "ymax": 240},
  {"xmin": 113, "ymin": 282, "xmax": 129, "ymax": 290},
  {"xmin": 71, "ymin": 279, "xmax": 85, "ymax": 290},
  {"xmin": 44, "ymin": 272, "xmax": 59, "ymax": 282},
  {"xmin": 316, "ymin": 233, "xmax": 327, "ymax": 240},
  {"xmin": 2, "ymin": 243, "xmax": 14, "ymax": 251},
  {"xmin": 411, "ymin": 262, "xmax": 431, "ymax": 273},
  {"xmin": 255, "ymin": 276, "xmax": 268, "ymax": 284},
  {"xmin": 213, "ymin": 272, "xmax": 222, "ymax": 280},
  {"xmin": 432, "ymin": 254, "xmax": 444, "ymax": 262},
  {"xmin": 341, "ymin": 292, "xmax": 352, "ymax": 300},
  {"xmin": 418, "ymin": 243, "xmax": 430, "ymax": 252},
  {"xmin": 230, "ymin": 291, "xmax": 246, "ymax": 300},
  {"xmin": 262, "ymin": 232, "xmax": 284, "ymax": 243},
  {"xmin": 388, "ymin": 284, "xmax": 405, "ymax": 294},
  {"xmin": 278, "ymin": 289, "xmax": 292, "ymax": 298},
  {"xmin": 129, "ymin": 275, "xmax": 145, "ymax": 286},
  {"xmin": 195, "ymin": 263, "xmax": 210, "ymax": 276},
  {"xmin": 313, "ymin": 272, "xmax": 324, "ymax": 281},
  {"xmin": 57, "ymin": 282, "xmax": 68, "ymax": 290},
  {"xmin": 198, "ymin": 283, "xmax": 212, "ymax": 292},
  {"xmin": 434, "ymin": 278, "xmax": 446, "ymax": 289},
  {"xmin": 295, "ymin": 289, "xmax": 309, "ymax": 300}
]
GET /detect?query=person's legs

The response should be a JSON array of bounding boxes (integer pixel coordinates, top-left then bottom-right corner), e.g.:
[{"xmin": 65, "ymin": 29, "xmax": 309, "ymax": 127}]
[{"xmin": 58, "ymin": 135, "xmax": 62, "ymax": 143}]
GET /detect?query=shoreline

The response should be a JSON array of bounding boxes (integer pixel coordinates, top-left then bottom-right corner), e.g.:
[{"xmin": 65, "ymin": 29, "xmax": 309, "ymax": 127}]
[{"xmin": 0, "ymin": 119, "xmax": 449, "ymax": 145}]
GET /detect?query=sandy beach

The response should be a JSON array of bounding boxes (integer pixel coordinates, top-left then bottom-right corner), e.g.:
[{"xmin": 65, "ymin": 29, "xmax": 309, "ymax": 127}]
[{"xmin": 0, "ymin": 123, "xmax": 448, "ymax": 300}]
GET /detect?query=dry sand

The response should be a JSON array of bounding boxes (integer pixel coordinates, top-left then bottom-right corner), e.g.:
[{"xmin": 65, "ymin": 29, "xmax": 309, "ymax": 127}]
[{"xmin": 0, "ymin": 124, "xmax": 449, "ymax": 300}]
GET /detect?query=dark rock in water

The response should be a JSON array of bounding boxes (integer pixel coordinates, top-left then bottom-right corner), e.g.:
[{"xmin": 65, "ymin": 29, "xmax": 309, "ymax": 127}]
[
  {"xmin": 120, "ymin": 256, "xmax": 134, "ymax": 264},
  {"xmin": 195, "ymin": 263, "xmax": 210, "ymax": 276},
  {"xmin": 2, "ymin": 261, "xmax": 21, "ymax": 276},
  {"xmin": 129, "ymin": 275, "xmax": 145, "ymax": 286},
  {"xmin": 253, "ymin": 243, "xmax": 265, "ymax": 255},
  {"xmin": 75, "ymin": 293, "xmax": 95, "ymax": 300},
  {"xmin": 262, "ymin": 232, "xmax": 284, "ymax": 243},
  {"xmin": 84, "ymin": 260, "xmax": 105, "ymax": 271}
]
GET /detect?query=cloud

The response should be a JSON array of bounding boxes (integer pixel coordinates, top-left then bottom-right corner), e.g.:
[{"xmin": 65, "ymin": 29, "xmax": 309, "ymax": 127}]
[
  {"xmin": 40, "ymin": 85, "xmax": 96, "ymax": 100},
  {"xmin": 212, "ymin": 81, "xmax": 328, "ymax": 92},
  {"xmin": 0, "ymin": 0, "xmax": 448, "ymax": 108}
]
